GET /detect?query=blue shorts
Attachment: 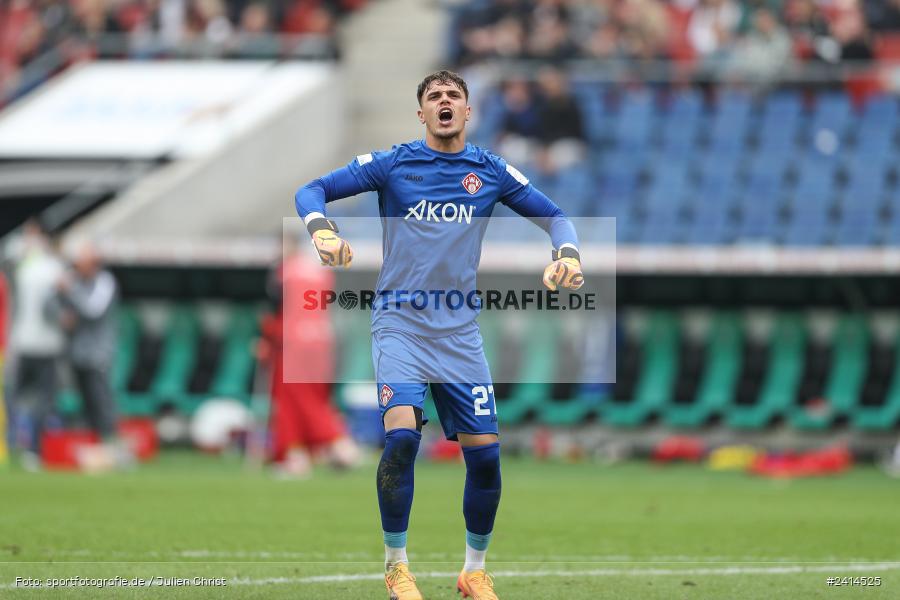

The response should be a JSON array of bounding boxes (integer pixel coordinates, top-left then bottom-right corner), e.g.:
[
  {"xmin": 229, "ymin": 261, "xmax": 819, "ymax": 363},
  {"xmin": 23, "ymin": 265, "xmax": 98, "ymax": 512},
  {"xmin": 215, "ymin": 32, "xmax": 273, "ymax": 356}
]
[{"xmin": 372, "ymin": 324, "xmax": 498, "ymax": 441}]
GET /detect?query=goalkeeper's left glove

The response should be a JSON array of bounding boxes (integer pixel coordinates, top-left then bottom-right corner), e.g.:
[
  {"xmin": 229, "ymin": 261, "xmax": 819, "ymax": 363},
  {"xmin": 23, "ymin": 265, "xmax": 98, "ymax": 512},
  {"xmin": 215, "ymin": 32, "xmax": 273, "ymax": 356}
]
[
  {"xmin": 543, "ymin": 247, "xmax": 584, "ymax": 291},
  {"xmin": 307, "ymin": 217, "xmax": 353, "ymax": 267}
]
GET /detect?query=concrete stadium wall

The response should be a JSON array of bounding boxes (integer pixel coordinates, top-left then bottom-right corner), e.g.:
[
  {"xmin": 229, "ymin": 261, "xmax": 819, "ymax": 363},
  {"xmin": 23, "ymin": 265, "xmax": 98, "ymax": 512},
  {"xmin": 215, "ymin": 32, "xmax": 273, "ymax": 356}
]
[{"xmin": 65, "ymin": 68, "xmax": 344, "ymax": 243}]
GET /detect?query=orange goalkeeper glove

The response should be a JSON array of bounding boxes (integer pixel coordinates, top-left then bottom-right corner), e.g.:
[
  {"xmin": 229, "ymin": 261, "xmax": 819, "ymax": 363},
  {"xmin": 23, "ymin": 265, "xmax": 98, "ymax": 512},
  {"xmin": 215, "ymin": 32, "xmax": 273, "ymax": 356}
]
[
  {"xmin": 542, "ymin": 247, "xmax": 584, "ymax": 291},
  {"xmin": 307, "ymin": 217, "xmax": 353, "ymax": 267}
]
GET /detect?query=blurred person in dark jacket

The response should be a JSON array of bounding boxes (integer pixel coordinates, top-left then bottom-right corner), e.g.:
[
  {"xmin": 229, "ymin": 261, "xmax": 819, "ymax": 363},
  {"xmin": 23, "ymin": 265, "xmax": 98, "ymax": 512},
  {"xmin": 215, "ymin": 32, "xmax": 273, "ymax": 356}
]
[
  {"xmin": 57, "ymin": 242, "xmax": 121, "ymax": 470},
  {"xmin": 534, "ymin": 67, "xmax": 586, "ymax": 174}
]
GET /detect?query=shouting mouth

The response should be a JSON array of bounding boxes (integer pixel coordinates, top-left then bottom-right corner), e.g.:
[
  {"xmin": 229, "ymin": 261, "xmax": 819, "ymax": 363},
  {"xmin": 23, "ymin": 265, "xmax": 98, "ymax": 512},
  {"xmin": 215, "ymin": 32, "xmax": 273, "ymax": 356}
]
[{"xmin": 438, "ymin": 108, "xmax": 453, "ymax": 126}]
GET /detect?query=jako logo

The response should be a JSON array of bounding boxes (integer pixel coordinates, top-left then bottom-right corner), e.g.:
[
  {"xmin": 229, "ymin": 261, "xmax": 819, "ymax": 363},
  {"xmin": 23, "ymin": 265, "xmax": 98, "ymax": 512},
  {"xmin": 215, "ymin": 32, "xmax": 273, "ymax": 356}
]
[{"xmin": 405, "ymin": 199, "xmax": 475, "ymax": 224}]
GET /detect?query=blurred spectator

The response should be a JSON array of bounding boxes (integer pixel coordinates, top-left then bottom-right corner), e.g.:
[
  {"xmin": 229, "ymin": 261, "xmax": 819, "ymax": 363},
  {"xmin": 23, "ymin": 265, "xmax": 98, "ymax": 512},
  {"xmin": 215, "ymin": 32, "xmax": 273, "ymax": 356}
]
[
  {"xmin": 0, "ymin": 0, "xmax": 366, "ymax": 104},
  {"xmin": 3, "ymin": 219, "xmax": 66, "ymax": 470},
  {"xmin": 495, "ymin": 77, "xmax": 541, "ymax": 166},
  {"xmin": 57, "ymin": 242, "xmax": 120, "ymax": 462},
  {"xmin": 832, "ymin": 6, "xmax": 874, "ymax": 62},
  {"xmin": 231, "ymin": 2, "xmax": 280, "ymax": 58},
  {"xmin": 864, "ymin": 0, "xmax": 900, "ymax": 32},
  {"xmin": 785, "ymin": 0, "xmax": 832, "ymax": 62},
  {"xmin": 730, "ymin": 7, "xmax": 793, "ymax": 87},
  {"xmin": 526, "ymin": 3, "xmax": 579, "ymax": 60},
  {"xmin": 615, "ymin": 0, "xmax": 671, "ymax": 62},
  {"xmin": 687, "ymin": 0, "xmax": 742, "ymax": 59},
  {"xmin": 185, "ymin": 0, "xmax": 234, "ymax": 52},
  {"xmin": 534, "ymin": 67, "xmax": 586, "ymax": 174}
]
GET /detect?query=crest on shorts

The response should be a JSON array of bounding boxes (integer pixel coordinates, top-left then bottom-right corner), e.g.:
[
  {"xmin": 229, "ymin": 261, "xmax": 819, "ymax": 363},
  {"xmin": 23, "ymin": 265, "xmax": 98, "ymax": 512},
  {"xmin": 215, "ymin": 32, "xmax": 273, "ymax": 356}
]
[
  {"xmin": 462, "ymin": 172, "xmax": 483, "ymax": 195},
  {"xmin": 380, "ymin": 384, "xmax": 394, "ymax": 407}
]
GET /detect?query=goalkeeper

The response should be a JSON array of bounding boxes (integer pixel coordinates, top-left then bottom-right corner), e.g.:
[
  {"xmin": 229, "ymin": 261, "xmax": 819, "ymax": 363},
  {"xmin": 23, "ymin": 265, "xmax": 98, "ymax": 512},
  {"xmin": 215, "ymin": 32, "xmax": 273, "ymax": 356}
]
[{"xmin": 294, "ymin": 70, "xmax": 582, "ymax": 600}]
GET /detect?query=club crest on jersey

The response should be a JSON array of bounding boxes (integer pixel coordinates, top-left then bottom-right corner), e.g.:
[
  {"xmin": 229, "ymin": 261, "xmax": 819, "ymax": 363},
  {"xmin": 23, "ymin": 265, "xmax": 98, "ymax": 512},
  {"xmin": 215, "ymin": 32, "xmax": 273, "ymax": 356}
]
[
  {"xmin": 380, "ymin": 384, "xmax": 394, "ymax": 407},
  {"xmin": 462, "ymin": 172, "xmax": 483, "ymax": 195}
]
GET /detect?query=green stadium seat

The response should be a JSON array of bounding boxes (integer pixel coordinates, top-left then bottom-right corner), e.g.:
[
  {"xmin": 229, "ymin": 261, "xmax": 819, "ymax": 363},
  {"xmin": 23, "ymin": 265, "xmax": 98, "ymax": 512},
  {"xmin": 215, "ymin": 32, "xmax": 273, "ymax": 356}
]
[
  {"xmin": 538, "ymin": 394, "xmax": 596, "ymax": 426},
  {"xmin": 208, "ymin": 305, "xmax": 260, "ymax": 402},
  {"xmin": 726, "ymin": 314, "xmax": 804, "ymax": 429},
  {"xmin": 853, "ymin": 328, "xmax": 900, "ymax": 430},
  {"xmin": 664, "ymin": 313, "xmax": 742, "ymax": 428},
  {"xmin": 112, "ymin": 305, "xmax": 141, "ymax": 394},
  {"xmin": 790, "ymin": 315, "xmax": 868, "ymax": 429},
  {"xmin": 151, "ymin": 305, "xmax": 201, "ymax": 412},
  {"xmin": 498, "ymin": 314, "xmax": 559, "ymax": 424},
  {"xmin": 600, "ymin": 311, "xmax": 678, "ymax": 426}
]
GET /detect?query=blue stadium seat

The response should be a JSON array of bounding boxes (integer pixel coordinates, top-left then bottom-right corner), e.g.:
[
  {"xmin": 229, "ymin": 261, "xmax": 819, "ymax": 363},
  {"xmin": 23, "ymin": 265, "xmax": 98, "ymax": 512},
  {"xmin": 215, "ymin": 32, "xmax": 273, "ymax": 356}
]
[
  {"xmin": 613, "ymin": 90, "xmax": 655, "ymax": 151},
  {"xmin": 792, "ymin": 157, "xmax": 837, "ymax": 203},
  {"xmin": 686, "ymin": 192, "xmax": 734, "ymax": 244},
  {"xmin": 854, "ymin": 129, "xmax": 895, "ymax": 158},
  {"xmin": 834, "ymin": 211, "xmax": 878, "ymax": 246},
  {"xmin": 735, "ymin": 192, "xmax": 781, "ymax": 242},
  {"xmin": 781, "ymin": 209, "xmax": 830, "ymax": 246},
  {"xmin": 696, "ymin": 154, "xmax": 741, "ymax": 188},
  {"xmin": 811, "ymin": 93, "xmax": 852, "ymax": 139},
  {"xmin": 599, "ymin": 150, "xmax": 641, "ymax": 198},
  {"xmin": 861, "ymin": 95, "xmax": 899, "ymax": 129},
  {"xmin": 708, "ymin": 91, "xmax": 751, "ymax": 154},
  {"xmin": 884, "ymin": 209, "xmax": 900, "ymax": 245},
  {"xmin": 658, "ymin": 90, "xmax": 703, "ymax": 155},
  {"xmin": 756, "ymin": 92, "xmax": 804, "ymax": 153}
]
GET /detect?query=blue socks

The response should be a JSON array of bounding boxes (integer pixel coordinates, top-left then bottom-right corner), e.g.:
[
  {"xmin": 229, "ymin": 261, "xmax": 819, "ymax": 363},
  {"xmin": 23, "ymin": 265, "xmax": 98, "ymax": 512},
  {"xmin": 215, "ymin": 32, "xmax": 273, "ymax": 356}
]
[
  {"xmin": 377, "ymin": 428, "xmax": 421, "ymax": 536},
  {"xmin": 462, "ymin": 442, "xmax": 502, "ymax": 538},
  {"xmin": 377, "ymin": 432, "xmax": 501, "ymax": 572}
]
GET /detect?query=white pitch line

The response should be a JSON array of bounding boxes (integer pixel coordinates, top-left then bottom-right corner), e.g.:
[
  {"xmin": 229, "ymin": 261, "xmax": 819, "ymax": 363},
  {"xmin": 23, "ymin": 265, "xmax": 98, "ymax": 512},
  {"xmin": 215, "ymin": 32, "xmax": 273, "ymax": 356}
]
[
  {"xmin": 37, "ymin": 549, "xmax": 898, "ymax": 563},
  {"xmin": 2, "ymin": 563, "xmax": 899, "ymax": 590},
  {"xmin": 230, "ymin": 562, "xmax": 900, "ymax": 585}
]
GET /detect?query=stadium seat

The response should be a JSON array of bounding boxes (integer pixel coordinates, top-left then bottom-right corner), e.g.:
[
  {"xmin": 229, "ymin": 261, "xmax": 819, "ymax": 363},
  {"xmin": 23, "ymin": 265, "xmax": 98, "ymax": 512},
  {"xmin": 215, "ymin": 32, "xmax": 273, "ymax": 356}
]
[
  {"xmin": 113, "ymin": 305, "xmax": 141, "ymax": 399},
  {"xmin": 612, "ymin": 90, "xmax": 655, "ymax": 151},
  {"xmin": 600, "ymin": 312, "xmax": 678, "ymax": 426},
  {"xmin": 663, "ymin": 313, "xmax": 741, "ymax": 428},
  {"xmin": 494, "ymin": 314, "xmax": 559, "ymax": 424},
  {"xmin": 811, "ymin": 93, "xmax": 852, "ymax": 142},
  {"xmin": 790, "ymin": 315, "xmax": 868, "ymax": 429},
  {"xmin": 755, "ymin": 92, "xmax": 804, "ymax": 153},
  {"xmin": 152, "ymin": 306, "xmax": 202, "ymax": 412},
  {"xmin": 706, "ymin": 90, "xmax": 752, "ymax": 155},
  {"xmin": 208, "ymin": 305, "xmax": 260, "ymax": 401},
  {"xmin": 726, "ymin": 314, "xmax": 804, "ymax": 429},
  {"xmin": 658, "ymin": 90, "xmax": 703, "ymax": 155},
  {"xmin": 853, "ymin": 329, "xmax": 900, "ymax": 429}
]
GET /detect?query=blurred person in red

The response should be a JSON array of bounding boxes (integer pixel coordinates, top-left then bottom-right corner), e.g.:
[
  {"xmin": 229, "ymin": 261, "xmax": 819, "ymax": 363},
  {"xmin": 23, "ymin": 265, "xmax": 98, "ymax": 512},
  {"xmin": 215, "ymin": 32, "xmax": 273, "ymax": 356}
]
[{"xmin": 258, "ymin": 232, "xmax": 359, "ymax": 478}]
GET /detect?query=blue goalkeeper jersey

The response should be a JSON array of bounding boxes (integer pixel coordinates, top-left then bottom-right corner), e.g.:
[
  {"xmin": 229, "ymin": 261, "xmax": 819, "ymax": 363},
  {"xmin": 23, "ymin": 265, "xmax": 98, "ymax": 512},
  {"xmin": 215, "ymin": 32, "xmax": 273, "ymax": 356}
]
[{"xmin": 295, "ymin": 139, "xmax": 578, "ymax": 336}]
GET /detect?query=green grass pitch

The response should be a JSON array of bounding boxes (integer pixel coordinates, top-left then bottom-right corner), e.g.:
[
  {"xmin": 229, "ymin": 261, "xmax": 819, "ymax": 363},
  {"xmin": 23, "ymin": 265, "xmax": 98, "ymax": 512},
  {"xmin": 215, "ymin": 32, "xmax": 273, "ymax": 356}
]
[{"xmin": 1, "ymin": 451, "xmax": 899, "ymax": 598}]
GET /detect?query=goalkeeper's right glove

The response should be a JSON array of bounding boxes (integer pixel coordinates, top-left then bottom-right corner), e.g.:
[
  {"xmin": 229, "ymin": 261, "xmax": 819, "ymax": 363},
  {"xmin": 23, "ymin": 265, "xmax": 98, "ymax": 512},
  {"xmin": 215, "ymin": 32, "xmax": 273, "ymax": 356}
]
[{"xmin": 307, "ymin": 217, "xmax": 353, "ymax": 267}]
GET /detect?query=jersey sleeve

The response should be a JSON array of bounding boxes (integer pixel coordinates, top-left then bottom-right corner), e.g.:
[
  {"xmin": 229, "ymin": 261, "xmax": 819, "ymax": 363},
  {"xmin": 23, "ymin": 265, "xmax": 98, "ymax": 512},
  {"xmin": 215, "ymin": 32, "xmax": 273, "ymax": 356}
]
[
  {"xmin": 294, "ymin": 149, "xmax": 394, "ymax": 221},
  {"xmin": 495, "ymin": 157, "xmax": 580, "ymax": 252}
]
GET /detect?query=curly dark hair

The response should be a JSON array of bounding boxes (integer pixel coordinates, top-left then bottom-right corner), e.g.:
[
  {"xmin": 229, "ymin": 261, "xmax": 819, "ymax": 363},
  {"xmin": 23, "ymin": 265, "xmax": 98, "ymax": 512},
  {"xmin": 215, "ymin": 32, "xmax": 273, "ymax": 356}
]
[{"xmin": 416, "ymin": 70, "xmax": 469, "ymax": 106}]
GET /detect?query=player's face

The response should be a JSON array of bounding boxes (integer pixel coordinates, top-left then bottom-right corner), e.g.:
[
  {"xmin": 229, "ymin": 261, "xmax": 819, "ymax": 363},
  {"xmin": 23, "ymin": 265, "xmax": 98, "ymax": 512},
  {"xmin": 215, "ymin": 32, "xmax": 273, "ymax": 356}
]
[{"xmin": 417, "ymin": 82, "xmax": 470, "ymax": 140}]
